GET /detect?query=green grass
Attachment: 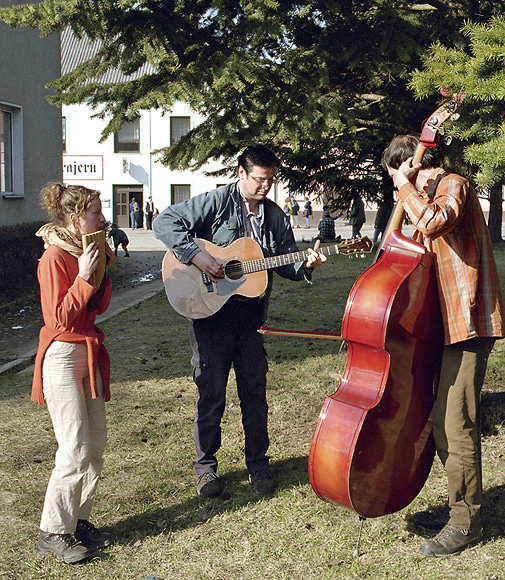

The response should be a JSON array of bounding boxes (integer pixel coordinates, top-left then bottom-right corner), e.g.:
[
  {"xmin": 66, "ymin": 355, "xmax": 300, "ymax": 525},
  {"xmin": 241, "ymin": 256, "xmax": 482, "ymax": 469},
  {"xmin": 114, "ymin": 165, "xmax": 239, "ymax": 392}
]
[{"xmin": 1, "ymin": 243, "xmax": 505, "ymax": 579}]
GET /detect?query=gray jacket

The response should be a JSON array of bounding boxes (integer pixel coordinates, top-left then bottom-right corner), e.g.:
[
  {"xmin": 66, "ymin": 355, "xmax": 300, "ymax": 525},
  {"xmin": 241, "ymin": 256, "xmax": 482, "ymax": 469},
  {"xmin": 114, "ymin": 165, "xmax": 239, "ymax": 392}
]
[{"xmin": 153, "ymin": 182, "xmax": 310, "ymax": 317}]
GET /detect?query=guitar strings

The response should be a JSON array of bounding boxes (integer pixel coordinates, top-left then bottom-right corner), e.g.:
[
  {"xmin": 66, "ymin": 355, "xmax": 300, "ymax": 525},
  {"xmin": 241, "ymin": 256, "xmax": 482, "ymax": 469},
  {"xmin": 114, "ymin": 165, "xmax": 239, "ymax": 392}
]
[{"xmin": 220, "ymin": 239, "xmax": 371, "ymax": 276}]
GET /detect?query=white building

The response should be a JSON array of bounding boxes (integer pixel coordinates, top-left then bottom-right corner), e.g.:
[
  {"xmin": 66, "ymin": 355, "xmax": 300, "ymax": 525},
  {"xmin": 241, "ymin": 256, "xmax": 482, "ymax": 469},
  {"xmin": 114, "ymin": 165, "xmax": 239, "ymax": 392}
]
[
  {"xmin": 61, "ymin": 30, "xmax": 288, "ymax": 229},
  {"xmin": 62, "ymin": 101, "xmax": 226, "ymax": 228}
]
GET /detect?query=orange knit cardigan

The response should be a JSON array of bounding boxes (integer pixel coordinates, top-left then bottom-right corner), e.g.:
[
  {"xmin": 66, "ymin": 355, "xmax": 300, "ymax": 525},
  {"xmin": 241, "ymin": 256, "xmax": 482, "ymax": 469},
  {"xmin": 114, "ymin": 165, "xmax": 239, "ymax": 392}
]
[{"xmin": 31, "ymin": 245, "xmax": 111, "ymax": 405}]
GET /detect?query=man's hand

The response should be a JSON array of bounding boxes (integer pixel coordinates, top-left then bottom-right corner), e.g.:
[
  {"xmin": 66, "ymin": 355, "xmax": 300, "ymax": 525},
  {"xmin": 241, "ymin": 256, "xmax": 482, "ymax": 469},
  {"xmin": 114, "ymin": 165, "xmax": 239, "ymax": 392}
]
[
  {"xmin": 393, "ymin": 157, "xmax": 422, "ymax": 190},
  {"xmin": 305, "ymin": 238, "xmax": 326, "ymax": 270},
  {"xmin": 190, "ymin": 250, "xmax": 224, "ymax": 282}
]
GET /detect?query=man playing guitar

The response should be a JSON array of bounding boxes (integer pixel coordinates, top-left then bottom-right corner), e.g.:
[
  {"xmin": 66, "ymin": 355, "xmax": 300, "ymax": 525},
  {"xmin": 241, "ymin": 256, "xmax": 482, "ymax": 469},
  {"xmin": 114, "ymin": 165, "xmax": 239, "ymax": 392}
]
[{"xmin": 153, "ymin": 145, "xmax": 325, "ymax": 498}]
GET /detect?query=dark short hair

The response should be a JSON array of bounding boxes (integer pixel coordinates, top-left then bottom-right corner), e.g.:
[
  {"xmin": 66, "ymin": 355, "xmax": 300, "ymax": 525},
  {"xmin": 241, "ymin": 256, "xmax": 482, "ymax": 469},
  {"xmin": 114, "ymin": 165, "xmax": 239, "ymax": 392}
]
[
  {"xmin": 237, "ymin": 145, "xmax": 281, "ymax": 173},
  {"xmin": 381, "ymin": 135, "xmax": 438, "ymax": 170}
]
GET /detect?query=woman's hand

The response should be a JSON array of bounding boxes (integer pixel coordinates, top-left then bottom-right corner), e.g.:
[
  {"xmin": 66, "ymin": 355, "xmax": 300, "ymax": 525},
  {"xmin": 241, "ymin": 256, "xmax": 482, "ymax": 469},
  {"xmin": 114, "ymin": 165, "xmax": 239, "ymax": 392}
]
[{"xmin": 78, "ymin": 241, "xmax": 100, "ymax": 282}]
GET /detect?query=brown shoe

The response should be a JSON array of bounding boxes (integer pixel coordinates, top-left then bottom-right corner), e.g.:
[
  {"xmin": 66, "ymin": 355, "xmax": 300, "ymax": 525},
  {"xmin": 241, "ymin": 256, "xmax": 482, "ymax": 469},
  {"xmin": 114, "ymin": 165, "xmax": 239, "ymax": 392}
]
[
  {"xmin": 420, "ymin": 524, "xmax": 482, "ymax": 557},
  {"xmin": 196, "ymin": 472, "xmax": 222, "ymax": 498},
  {"xmin": 37, "ymin": 532, "xmax": 90, "ymax": 563},
  {"xmin": 75, "ymin": 519, "xmax": 113, "ymax": 549},
  {"xmin": 249, "ymin": 468, "xmax": 276, "ymax": 495}
]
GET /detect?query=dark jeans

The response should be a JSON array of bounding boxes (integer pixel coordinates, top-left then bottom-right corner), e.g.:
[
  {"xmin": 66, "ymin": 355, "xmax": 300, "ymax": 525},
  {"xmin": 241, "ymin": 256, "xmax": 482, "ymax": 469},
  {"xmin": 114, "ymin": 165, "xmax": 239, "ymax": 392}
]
[{"xmin": 189, "ymin": 299, "xmax": 269, "ymax": 475}]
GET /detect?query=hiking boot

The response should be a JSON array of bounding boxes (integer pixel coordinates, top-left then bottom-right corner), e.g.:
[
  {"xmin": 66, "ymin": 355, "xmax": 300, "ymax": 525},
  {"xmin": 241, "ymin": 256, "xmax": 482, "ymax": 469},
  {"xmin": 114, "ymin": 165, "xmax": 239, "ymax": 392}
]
[
  {"xmin": 75, "ymin": 519, "xmax": 113, "ymax": 549},
  {"xmin": 37, "ymin": 532, "xmax": 90, "ymax": 563},
  {"xmin": 420, "ymin": 524, "xmax": 482, "ymax": 557},
  {"xmin": 196, "ymin": 472, "xmax": 222, "ymax": 498},
  {"xmin": 249, "ymin": 469, "xmax": 276, "ymax": 495}
]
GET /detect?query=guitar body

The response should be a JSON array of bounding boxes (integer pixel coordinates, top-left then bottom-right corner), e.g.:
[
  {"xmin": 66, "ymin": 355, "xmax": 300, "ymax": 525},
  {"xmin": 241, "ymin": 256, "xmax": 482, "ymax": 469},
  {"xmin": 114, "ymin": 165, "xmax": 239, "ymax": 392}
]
[{"xmin": 162, "ymin": 237, "xmax": 268, "ymax": 319}]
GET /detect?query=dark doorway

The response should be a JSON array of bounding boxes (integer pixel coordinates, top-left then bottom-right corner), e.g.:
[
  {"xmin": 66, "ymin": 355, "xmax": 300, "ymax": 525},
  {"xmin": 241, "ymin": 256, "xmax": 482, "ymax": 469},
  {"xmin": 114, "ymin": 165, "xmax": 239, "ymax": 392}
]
[{"xmin": 113, "ymin": 185, "xmax": 143, "ymax": 228}]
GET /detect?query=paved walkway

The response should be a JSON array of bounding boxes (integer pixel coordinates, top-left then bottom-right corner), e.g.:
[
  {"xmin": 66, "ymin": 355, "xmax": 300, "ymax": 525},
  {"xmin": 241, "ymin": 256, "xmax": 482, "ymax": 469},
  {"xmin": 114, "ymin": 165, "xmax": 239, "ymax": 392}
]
[
  {"xmin": 0, "ymin": 230, "xmax": 165, "ymax": 375},
  {"xmin": 0, "ymin": 219, "xmax": 413, "ymax": 376}
]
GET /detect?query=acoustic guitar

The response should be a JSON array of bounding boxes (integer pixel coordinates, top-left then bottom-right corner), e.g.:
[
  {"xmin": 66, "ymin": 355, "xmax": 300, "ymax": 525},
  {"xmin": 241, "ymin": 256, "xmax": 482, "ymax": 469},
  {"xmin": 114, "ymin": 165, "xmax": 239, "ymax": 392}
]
[{"xmin": 162, "ymin": 236, "xmax": 373, "ymax": 319}]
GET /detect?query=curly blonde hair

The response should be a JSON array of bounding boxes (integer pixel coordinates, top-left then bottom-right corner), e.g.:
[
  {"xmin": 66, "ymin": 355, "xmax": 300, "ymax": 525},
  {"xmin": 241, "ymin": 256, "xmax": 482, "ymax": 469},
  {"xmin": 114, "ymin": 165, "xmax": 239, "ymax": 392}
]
[{"xmin": 40, "ymin": 183, "xmax": 101, "ymax": 225}]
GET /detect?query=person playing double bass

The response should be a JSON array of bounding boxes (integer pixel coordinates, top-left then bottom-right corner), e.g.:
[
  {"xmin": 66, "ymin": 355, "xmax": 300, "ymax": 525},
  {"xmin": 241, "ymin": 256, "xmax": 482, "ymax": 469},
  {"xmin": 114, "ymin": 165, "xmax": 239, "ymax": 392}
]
[{"xmin": 382, "ymin": 134, "xmax": 504, "ymax": 557}]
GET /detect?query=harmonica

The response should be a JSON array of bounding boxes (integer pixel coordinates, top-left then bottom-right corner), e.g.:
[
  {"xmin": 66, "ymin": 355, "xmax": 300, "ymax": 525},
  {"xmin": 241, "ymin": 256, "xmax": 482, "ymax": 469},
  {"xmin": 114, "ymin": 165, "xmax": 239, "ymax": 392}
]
[{"xmin": 82, "ymin": 229, "xmax": 106, "ymax": 290}]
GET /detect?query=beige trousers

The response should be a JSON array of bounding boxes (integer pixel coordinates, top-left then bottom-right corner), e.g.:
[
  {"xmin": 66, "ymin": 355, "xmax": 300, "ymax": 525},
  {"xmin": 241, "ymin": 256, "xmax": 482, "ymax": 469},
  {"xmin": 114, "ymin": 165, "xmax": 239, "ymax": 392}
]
[
  {"xmin": 433, "ymin": 337, "xmax": 495, "ymax": 531},
  {"xmin": 40, "ymin": 341, "xmax": 107, "ymax": 534}
]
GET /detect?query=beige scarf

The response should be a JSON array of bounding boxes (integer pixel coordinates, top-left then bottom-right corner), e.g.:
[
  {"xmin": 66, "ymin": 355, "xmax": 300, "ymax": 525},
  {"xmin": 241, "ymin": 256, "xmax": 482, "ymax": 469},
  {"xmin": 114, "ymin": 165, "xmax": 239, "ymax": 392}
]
[{"xmin": 36, "ymin": 223, "xmax": 83, "ymax": 259}]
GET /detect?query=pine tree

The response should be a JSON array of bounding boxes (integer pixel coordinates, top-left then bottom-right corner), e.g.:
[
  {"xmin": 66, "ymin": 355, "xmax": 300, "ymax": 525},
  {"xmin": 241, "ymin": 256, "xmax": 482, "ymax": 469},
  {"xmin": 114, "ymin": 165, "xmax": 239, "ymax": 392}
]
[
  {"xmin": 410, "ymin": 15, "xmax": 505, "ymax": 241},
  {"xmin": 1, "ymin": 0, "xmax": 503, "ymax": 214}
]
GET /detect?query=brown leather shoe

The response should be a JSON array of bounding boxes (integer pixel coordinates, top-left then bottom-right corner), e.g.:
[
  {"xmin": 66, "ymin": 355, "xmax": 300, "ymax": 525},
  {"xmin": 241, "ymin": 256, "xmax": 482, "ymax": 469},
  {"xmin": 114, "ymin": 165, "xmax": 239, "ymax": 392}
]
[
  {"xmin": 37, "ymin": 532, "xmax": 90, "ymax": 563},
  {"xmin": 75, "ymin": 519, "xmax": 113, "ymax": 549},
  {"xmin": 420, "ymin": 524, "xmax": 482, "ymax": 557},
  {"xmin": 196, "ymin": 472, "xmax": 222, "ymax": 498},
  {"xmin": 249, "ymin": 468, "xmax": 276, "ymax": 495}
]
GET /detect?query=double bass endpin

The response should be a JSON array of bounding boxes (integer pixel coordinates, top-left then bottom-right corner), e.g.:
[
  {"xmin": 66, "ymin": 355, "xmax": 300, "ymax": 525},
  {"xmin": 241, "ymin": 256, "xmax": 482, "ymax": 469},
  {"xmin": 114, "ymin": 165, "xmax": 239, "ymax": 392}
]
[{"xmin": 353, "ymin": 516, "xmax": 366, "ymax": 558}]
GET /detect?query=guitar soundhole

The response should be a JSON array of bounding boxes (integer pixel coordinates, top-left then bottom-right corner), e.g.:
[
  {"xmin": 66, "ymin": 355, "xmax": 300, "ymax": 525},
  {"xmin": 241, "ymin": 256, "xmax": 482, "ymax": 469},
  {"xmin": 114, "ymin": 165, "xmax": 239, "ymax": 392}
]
[{"xmin": 223, "ymin": 259, "xmax": 244, "ymax": 281}]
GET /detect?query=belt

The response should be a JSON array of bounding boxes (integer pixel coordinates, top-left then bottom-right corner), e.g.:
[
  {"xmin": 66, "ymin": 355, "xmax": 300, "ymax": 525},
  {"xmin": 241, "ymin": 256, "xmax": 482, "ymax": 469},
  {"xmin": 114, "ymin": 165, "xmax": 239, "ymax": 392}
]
[{"xmin": 231, "ymin": 295, "xmax": 262, "ymax": 303}]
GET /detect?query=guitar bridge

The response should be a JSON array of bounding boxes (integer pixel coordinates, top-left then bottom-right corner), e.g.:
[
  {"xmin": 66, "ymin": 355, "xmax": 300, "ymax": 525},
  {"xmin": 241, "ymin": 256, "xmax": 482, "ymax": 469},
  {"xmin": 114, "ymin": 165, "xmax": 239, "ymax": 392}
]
[{"xmin": 201, "ymin": 272, "xmax": 214, "ymax": 293}]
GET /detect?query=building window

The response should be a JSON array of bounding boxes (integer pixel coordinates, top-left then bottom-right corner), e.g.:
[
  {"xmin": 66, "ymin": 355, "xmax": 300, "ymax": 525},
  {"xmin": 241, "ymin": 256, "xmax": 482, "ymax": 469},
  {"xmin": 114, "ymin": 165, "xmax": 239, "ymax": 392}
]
[
  {"xmin": 170, "ymin": 116, "xmax": 190, "ymax": 145},
  {"xmin": 114, "ymin": 119, "xmax": 140, "ymax": 153},
  {"xmin": 1, "ymin": 103, "xmax": 23, "ymax": 197},
  {"xmin": 62, "ymin": 116, "xmax": 67, "ymax": 153},
  {"xmin": 0, "ymin": 109, "xmax": 13, "ymax": 193},
  {"xmin": 171, "ymin": 184, "xmax": 190, "ymax": 205}
]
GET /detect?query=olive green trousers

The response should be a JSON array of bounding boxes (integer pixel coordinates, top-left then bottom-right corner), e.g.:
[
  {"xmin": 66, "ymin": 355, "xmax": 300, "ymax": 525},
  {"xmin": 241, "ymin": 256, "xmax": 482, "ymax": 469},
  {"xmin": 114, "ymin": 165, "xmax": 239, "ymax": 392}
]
[{"xmin": 433, "ymin": 337, "xmax": 495, "ymax": 531}]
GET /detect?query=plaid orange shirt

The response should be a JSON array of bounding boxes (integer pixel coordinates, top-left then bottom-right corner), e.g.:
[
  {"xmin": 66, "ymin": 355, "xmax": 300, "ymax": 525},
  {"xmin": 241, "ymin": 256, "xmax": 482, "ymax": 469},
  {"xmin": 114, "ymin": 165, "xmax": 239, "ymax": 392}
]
[{"xmin": 398, "ymin": 168, "xmax": 504, "ymax": 345}]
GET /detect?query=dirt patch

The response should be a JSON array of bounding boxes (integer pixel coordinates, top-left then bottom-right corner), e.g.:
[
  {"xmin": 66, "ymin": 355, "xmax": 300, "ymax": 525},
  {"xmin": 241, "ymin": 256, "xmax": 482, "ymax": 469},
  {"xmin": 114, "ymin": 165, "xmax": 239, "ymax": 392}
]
[{"xmin": 0, "ymin": 249, "xmax": 165, "ymax": 367}]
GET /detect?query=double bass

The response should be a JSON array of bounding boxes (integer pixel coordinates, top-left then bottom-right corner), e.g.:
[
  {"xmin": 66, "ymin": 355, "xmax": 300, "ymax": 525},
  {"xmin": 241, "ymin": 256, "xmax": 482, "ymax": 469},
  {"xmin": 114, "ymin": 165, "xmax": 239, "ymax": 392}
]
[{"xmin": 308, "ymin": 92, "xmax": 464, "ymax": 518}]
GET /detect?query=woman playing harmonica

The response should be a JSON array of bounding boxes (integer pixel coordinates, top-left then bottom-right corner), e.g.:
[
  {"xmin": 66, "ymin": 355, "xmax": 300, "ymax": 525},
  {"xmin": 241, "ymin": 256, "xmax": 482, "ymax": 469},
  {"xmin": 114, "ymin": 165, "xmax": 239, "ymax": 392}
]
[{"xmin": 32, "ymin": 183, "xmax": 115, "ymax": 564}]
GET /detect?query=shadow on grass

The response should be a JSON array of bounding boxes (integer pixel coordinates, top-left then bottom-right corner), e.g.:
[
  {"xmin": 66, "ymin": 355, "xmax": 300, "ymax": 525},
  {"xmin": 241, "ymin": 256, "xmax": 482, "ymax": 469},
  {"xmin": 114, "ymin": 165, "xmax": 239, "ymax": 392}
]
[
  {"xmin": 482, "ymin": 391, "xmax": 505, "ymax": 436},
  {"xmin": 108, "ymin": 455, "xmax": 311, "ymax": 544},
  {"xmin": 406, "ymin": 484, "xmax": 505, "ymax": 542},
  {"xmin": 106, "ymin": 453, "xmax": 505, "ymax": 549}
]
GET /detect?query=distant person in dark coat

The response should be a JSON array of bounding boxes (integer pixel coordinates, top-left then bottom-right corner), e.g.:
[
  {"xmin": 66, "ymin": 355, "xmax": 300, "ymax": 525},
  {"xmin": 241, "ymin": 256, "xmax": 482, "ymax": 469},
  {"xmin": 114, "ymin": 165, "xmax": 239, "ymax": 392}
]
[
  {"xmin": 145, "ymin": 196, "xmax": 155, "ymax": 230},
  {"xmin": 348, "ymin": 194, "xmax": 366, "ymax": 238},
  {"xmin": 108, "ymin": 224, "xmax": 129, "ymax": 257},
  {"xmin": 372, "ymin": 194, "xmax": 394, "ymax": 244}
]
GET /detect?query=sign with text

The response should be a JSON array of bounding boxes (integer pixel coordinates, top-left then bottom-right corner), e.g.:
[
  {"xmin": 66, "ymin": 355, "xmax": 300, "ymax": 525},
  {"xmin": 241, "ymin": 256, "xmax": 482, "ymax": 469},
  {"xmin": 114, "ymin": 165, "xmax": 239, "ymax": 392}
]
[{"xmin": 63, "ymin": 155, "xmax": 104, "ymax": 181}]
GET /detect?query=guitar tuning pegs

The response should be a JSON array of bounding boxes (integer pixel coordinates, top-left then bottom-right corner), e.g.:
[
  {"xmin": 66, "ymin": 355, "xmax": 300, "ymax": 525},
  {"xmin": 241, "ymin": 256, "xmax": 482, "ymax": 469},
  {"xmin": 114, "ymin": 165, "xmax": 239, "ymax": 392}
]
[
  {"xmin": 451, "ymin": 113, "xmax": 460, "ymax": 121},
  {"xmin": 444, "ymin": 136, "xmax": 453, "ymax": 146}
]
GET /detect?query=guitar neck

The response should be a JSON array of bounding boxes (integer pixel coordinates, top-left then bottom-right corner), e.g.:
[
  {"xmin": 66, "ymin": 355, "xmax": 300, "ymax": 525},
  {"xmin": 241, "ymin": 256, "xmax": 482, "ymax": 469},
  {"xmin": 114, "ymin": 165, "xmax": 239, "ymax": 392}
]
[{"xmin": 242, "ymin": 244, "xmax": 340, "ymax": 274}]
